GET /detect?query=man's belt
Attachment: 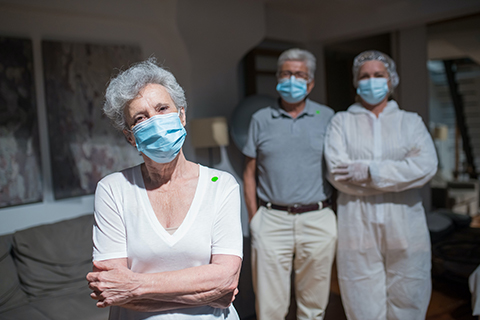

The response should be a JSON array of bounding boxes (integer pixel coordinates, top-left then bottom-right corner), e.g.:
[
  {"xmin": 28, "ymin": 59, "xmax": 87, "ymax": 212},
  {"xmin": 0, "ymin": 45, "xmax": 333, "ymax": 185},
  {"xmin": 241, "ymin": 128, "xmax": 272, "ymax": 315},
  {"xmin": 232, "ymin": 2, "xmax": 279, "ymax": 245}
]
[{"xmin": 259, "ymin": 199, "xmax": 331, "ymax": 214}]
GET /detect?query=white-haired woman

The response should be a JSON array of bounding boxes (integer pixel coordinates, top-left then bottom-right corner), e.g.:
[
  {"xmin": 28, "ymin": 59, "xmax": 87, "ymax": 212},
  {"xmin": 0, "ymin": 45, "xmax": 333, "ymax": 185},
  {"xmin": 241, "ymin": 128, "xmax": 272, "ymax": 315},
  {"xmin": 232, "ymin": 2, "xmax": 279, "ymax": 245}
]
[
  {"xmin": 86, "ymin": 58, "xmax": 243, "ymax": 320},
  {"xmin": 324, "ymin": 50, "xmax": 437, "ymax": 320}
]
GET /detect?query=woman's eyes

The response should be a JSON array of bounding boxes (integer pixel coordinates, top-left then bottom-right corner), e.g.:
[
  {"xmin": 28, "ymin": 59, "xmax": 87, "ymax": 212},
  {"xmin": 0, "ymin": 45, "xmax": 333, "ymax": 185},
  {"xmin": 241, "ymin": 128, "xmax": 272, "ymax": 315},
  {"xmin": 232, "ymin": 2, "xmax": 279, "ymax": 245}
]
[
  {"xmin": 132, "ymin": 106, "xmax": 171, "ymax": 125},
  {"xmin": 156, "ymin": 105, "xmax": 169, "ymax": 112},
  {"xmin": 359, "ymin": 74, "xmax": 387, "ymax": 80},
  {"xmin": 134, "ymin": 115, "xmax": 147, "ymax": 124}
]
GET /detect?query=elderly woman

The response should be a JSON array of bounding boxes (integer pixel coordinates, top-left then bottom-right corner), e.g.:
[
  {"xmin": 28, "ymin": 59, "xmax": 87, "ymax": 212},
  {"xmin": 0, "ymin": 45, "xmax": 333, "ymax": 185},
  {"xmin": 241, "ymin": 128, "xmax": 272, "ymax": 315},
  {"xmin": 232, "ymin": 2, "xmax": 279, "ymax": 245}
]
[
  {"xmin": 86, "ymin": 58, "xmax": 243, "ymax": 320},
  {"xmin": 324, "ymin": 50, "xmax": 437, "ymax": 320}
]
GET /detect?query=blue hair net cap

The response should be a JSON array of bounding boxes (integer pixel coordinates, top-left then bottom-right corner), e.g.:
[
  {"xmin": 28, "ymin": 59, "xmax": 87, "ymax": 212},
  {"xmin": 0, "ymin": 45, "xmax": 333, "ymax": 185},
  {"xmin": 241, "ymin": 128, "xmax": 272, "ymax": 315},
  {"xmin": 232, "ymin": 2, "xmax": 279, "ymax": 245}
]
[{"xmin": 352, "ymin": 50, "xmax": 399, "ymax": 88}]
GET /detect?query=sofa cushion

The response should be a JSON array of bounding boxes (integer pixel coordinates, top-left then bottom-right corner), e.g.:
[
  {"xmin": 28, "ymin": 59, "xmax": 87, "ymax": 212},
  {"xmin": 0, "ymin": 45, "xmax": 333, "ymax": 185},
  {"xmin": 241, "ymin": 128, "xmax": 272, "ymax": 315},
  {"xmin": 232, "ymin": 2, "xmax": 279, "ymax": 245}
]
[
  {"xmin": 0, "ymin": 304, "xmax": 51, "ymax": 320},
  {"xmin": 0, "ymin": 234, "xmax": 28, "ymax": 313},
  {"xmin": 12, "ymin": 214, "xmax": 94, "ymax": 299},
  {"xmin": 29, "ymin": 286, "xmax": 109, "ymax": 320}
]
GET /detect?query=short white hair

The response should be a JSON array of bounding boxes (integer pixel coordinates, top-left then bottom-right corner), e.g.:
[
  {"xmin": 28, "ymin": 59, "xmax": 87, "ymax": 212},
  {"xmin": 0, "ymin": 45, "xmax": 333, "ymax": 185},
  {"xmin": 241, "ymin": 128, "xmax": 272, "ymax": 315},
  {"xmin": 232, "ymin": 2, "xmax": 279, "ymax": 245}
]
[
  {"xmin": 103, "ymin": 57, "xmax": 187, "ymax": 131},
  {"xmin": 277, "ymin": 48, "xmax": 316, "ymax": 79}
]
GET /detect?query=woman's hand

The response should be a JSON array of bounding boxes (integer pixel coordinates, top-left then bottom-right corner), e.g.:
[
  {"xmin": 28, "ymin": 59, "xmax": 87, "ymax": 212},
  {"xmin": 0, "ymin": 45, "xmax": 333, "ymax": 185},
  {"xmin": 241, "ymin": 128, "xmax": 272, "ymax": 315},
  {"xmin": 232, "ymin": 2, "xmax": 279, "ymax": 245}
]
[{"xmin": 87, "ymin": 260, "xmax": 141, "ymax": 308}]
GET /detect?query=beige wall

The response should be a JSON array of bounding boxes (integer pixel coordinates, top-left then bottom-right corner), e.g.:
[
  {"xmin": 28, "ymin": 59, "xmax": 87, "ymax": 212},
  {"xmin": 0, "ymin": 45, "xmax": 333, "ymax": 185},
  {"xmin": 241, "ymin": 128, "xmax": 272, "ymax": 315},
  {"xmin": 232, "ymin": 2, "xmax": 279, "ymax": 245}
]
[
  {"xmin": 1, "ymin": 0, "xmax": 479, "ymax": 233},
  {"xmin": 0, "ymin": 0, "xmax": 266, "ymax": 234}
]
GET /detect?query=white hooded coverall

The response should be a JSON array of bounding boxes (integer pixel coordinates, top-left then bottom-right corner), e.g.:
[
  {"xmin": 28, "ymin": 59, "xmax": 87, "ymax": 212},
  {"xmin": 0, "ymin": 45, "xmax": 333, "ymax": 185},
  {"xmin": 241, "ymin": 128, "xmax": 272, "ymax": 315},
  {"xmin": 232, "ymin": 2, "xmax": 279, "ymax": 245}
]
[
  {"xmin": 470, "ymin": 265, "xmax": 480, "ymax": 317},
  {"xmin": 324, "ymin": 100, "xmax": 437, "ymax": 320}
]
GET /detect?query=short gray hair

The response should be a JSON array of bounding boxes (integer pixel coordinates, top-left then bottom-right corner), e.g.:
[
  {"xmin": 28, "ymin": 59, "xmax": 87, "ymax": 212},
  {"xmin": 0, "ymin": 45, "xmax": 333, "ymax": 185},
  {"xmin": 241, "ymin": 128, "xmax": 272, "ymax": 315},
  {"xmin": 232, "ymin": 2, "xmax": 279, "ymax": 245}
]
[
  {"xmin": 277, "ymin": 48, "xmax": 316, "ymax": 80},
  {"xmin": 103, "ymin": 57, "xmax": 187, "ymax": 131}
]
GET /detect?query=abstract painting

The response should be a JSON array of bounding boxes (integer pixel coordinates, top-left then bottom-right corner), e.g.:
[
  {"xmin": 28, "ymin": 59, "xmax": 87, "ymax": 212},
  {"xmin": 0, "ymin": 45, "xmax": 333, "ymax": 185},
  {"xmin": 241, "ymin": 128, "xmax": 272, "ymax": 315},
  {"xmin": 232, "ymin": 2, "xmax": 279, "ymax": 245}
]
[
  {"xmin": 42, "ymin": 40, "xmax": 143, "ymax": 199},
  {"xmin": 0, "ymin": 36, "xmax": 42, "ymax": 208}
]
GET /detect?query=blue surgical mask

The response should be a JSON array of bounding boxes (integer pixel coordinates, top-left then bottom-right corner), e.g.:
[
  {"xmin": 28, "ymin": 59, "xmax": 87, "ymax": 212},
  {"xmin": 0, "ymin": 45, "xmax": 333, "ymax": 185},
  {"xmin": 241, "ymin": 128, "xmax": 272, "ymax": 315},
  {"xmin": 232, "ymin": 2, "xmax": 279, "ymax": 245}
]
[
  {"xmin": 356, "ymin": 77, "xmax": 389, "ymax": 105},
  {"xmin": 276, "ymin": 76, "xmax": 308, "ymax": 103},
  {"xmin": 132, "ymin": 111, "xmax": 186, "ymax": 163}
]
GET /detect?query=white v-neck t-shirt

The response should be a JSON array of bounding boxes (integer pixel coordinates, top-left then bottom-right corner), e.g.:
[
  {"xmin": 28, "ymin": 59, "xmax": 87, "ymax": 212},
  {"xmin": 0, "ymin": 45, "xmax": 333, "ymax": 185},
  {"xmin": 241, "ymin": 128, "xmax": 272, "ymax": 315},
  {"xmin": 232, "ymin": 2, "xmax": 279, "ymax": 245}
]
[{"xmin": 92, "ymin": 164, "xmax": 243, "ymax": 320}]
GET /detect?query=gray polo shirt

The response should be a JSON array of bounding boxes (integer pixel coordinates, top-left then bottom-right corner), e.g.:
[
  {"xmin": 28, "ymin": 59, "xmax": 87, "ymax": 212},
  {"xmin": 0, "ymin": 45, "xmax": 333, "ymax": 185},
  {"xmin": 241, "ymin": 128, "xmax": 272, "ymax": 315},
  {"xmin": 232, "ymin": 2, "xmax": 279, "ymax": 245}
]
[{"xmin": 242, "ymin": 98, "xmax": 334, "ymax": 205}]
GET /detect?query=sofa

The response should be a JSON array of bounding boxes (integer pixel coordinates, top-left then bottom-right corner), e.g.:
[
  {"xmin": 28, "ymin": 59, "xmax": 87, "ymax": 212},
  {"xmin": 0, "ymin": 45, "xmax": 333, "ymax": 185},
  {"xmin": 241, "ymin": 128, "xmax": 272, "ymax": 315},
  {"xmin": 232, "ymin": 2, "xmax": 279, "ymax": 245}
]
[
  {"xmin": 0, "ymin": 214, "xmax": 108, "ymax": 320},
  {"xmin": 0, "ymin": 214, "xmax": 256, "ymax": 320}
]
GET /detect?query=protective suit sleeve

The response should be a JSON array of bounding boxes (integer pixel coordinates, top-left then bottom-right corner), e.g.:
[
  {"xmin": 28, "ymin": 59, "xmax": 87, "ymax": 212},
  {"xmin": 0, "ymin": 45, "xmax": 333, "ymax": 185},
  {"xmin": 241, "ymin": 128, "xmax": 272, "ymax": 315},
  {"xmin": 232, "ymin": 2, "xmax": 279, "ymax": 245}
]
[
  {"xmin": 324, "ymin": 114, "xmax": 382, "ymax": 196},
  {"xmin": 469, "ymin": 265, "xmax": 480, "ymax": 316},
  {"xmin": 368, "ymin": 115, "xmax": 438, "ymax": 192}
]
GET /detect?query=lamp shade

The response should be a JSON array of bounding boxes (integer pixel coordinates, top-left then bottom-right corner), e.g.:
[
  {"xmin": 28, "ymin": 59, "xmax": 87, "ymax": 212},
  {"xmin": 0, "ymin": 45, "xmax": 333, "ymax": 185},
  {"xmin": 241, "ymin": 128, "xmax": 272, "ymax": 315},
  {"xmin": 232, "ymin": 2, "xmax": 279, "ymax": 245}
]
[
  {"xmin": 189, "ymin": 116, "xmax": 229, "ymax": 148},
  {"xmin": 434, "ymin": 125, "xmax": 448, "ymax": 141}
]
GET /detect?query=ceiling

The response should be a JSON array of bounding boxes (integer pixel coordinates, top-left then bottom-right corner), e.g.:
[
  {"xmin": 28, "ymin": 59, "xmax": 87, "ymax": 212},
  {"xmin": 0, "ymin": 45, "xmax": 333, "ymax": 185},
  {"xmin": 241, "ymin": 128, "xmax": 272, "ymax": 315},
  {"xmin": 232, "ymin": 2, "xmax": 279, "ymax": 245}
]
[
  {"xmin": 262, "ymin": 0, "xmax": 480, "ymax": 63},
  {"xmin": 428, "ymin": 15, "xmax": 480, "ymax": 64}
]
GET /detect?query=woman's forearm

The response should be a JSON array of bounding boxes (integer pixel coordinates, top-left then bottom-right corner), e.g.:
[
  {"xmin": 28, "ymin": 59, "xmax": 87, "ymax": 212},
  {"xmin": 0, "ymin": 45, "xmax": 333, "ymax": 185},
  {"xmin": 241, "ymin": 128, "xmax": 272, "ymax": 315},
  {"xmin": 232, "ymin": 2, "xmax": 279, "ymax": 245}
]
[
  {"xmin": 88, "ymin": 255, "xmax": 241, "ymax": 309},
  {"xmin": 119, "ymin": 289, "xmax": 237, "ymax": 312},
  {"xmin": 120, "ymin": 299, "xmax": 196, "ymax": 312},
  {"xmin": 134, "ymin": 258, "xmax": 240, "ymax": 304}
]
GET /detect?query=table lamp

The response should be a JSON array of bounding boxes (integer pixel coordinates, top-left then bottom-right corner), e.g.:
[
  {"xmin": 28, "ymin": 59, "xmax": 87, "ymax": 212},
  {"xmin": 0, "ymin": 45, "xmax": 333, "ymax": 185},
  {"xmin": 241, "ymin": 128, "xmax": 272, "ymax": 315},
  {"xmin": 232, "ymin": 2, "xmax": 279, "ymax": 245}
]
[{"xmin": 189, "ymin": 117, "xmax": 229, "ymax": 167}]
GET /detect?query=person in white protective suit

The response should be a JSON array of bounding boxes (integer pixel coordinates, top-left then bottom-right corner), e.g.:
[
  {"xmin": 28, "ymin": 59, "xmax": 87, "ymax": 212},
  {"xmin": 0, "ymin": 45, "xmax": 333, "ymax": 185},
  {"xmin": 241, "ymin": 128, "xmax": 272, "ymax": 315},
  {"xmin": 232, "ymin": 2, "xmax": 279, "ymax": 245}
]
[
  {"xmin": 324, "ymin": 50, "xmax": 438, "ymax": 320},
  {"xmin": 470, "ymin": 265, "xmax": 480, "ymax": 319}
]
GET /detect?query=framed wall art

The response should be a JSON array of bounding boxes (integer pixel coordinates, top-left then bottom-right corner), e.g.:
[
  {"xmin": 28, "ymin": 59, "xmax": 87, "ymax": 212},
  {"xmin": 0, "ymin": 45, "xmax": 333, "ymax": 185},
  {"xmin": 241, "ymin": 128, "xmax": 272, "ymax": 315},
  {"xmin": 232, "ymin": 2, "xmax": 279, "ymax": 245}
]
[
  {"xmin": 0, "ymin": 36, "xmax": 42, "ymax": 208},
  {"xmin": 42, "ymin": 40, "xmax": 143, "ymax": 199}
]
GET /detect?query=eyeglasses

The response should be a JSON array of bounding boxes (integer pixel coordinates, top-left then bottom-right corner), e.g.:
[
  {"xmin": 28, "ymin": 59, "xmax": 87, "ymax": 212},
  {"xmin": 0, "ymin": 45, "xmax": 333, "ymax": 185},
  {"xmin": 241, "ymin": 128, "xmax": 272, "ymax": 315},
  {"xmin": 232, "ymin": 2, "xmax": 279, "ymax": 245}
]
[{"xmin": 277, "ymin": 70, "xmax": 310, "ymax": 80}]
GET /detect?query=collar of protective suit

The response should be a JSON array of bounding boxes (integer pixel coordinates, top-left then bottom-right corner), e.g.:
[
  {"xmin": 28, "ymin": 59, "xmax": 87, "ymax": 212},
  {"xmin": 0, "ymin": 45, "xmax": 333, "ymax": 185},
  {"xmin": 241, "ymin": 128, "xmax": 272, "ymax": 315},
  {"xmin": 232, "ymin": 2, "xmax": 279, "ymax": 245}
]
[
  {"xmin": 271, "ymin": 98, "xmax": 315, "ymax": 118},
  {"xmin": 347, "ymin": 99, "xmax": 399, "ymax": 116}
]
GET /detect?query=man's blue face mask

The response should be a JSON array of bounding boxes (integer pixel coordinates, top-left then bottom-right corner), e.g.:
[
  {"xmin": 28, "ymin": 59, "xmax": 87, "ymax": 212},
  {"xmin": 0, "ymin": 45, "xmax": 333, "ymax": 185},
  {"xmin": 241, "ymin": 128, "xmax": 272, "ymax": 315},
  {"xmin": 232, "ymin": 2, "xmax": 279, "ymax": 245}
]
[
  {"xmin": 276, "ymin": 76, "xmax": 308, "ymax": 104},
  {"xmin": 356, "ymin": 77, "xmax": 389, "ymax": 106},
  {"xmin": 132, "ymin": 111, "xmax": 186, "ymax": 163}
]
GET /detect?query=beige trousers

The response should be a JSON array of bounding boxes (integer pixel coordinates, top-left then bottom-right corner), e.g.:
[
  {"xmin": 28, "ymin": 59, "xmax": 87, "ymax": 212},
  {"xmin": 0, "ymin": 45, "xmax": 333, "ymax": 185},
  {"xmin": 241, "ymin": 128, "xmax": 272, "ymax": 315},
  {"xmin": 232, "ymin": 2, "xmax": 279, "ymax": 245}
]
[{"xmin": 250, "ymin": 206, "xmax": 337, "ymax": 320}]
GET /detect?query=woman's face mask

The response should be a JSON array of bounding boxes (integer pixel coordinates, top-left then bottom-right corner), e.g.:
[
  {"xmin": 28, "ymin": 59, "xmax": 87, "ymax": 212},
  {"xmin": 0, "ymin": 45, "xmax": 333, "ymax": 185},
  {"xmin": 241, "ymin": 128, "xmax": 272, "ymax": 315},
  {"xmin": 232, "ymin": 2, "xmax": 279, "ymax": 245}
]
[
  {"xmin": 356, "ymin": 77, "xmax": 389, "ymax": 106},
  {"xmin": 276, "ymin": 76, "xmax": 309, "ymax": 104},
  {"xmin": 131, "ymin": 110, "xmax": 186, "ymax": 163}
]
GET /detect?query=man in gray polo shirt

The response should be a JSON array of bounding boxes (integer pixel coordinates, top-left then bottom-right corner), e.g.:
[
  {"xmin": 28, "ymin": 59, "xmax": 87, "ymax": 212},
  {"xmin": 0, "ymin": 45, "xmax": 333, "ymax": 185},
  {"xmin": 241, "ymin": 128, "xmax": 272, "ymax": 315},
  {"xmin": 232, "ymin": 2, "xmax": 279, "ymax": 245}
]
[{"xmin": 243, "ymin": 48, "xmax": 337, "ymax": 320}]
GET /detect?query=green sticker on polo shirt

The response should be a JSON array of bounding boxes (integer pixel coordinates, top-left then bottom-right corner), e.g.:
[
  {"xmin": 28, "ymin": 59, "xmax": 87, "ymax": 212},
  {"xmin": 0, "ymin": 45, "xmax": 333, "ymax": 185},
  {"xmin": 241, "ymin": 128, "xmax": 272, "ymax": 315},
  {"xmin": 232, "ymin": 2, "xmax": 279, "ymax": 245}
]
[
  {"xmin": 211, "ymin": 176, "xmax": 219, "ymax": 182},
  {"xmin": 316, "ymin": 110, "xmax": 321, "ymax": 114}
]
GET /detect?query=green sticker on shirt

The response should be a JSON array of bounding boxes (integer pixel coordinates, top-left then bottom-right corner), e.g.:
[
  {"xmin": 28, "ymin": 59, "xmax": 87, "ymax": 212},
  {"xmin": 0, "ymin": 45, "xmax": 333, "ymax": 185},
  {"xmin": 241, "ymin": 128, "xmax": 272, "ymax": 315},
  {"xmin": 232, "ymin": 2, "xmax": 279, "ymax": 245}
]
[
  {"xmin": 211, "ymin": 176, "xmax": 219, "ymax": 182},
  {"xmin": 316, "ymin": 110, "xmax": 321, "ymax": 114}
]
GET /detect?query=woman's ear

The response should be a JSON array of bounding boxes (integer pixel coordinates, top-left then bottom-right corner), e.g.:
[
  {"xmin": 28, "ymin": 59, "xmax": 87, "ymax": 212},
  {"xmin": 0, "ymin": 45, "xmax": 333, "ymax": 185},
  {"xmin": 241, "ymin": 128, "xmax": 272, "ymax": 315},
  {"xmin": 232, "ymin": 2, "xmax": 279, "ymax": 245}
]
[
  {"xmin": 179, "ymin": 107, "xmax": 186, "ymax": 126},
  {"xmin": 123, "ymin": 129, "xmax": 136, "ymax": 147}
]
